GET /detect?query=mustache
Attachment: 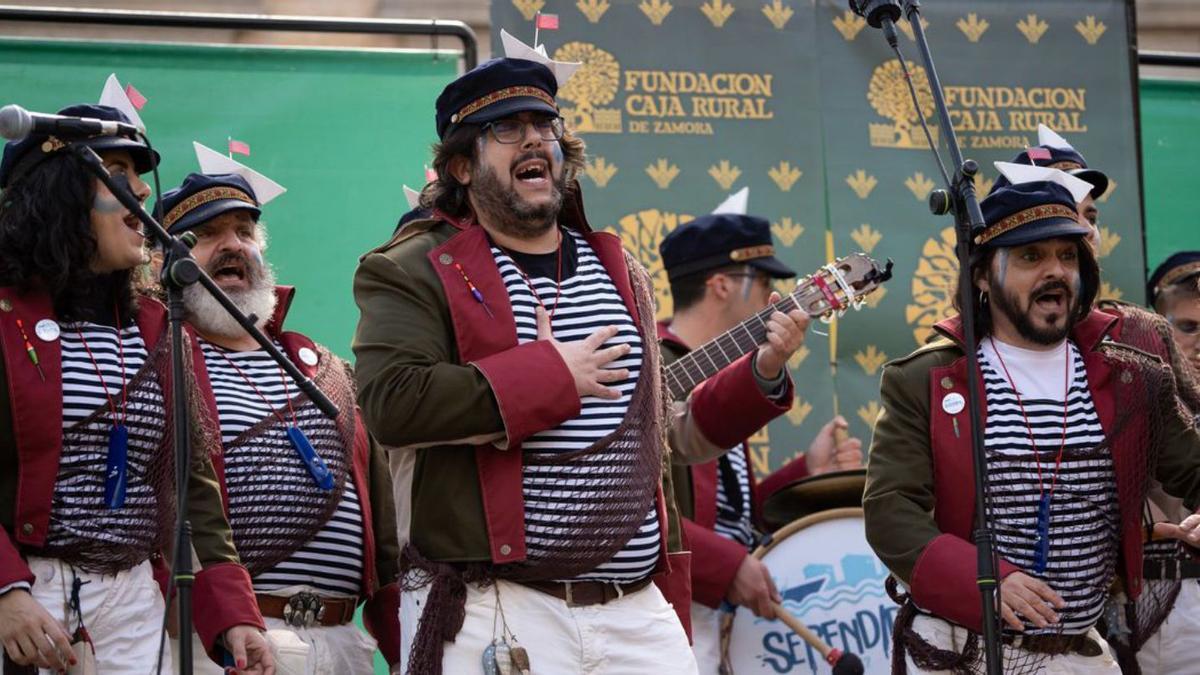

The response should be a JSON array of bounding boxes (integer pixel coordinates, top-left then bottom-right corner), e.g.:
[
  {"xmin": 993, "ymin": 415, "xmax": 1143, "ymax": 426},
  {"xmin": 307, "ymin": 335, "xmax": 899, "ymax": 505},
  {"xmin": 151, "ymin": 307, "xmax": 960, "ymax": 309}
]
[
  {"xmin": 1031, "ymin": 280, "xmax": 1072, "ymax": 300},
  {"xmin": 206, "ymin": 251, "xmax": 262, "ymax": 281},
  {"xmin": 510, "ymin": 150, "xmax": 550, "ymax": 173}
]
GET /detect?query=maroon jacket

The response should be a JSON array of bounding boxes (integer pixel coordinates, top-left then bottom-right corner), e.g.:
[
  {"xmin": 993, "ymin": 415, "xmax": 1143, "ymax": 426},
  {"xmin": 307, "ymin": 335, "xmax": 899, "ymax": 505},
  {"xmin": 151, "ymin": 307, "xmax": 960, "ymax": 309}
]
[
  {"xmin": 188, "ymin": 286, "xmax": 401, "ymax": 664},
  {"xmin": 0, "ymin": 287, "xmax": 262, "ymax": 656},
  {"xmin": 658, "ymin": 323, "xmax": 808, "ymax": 607}
]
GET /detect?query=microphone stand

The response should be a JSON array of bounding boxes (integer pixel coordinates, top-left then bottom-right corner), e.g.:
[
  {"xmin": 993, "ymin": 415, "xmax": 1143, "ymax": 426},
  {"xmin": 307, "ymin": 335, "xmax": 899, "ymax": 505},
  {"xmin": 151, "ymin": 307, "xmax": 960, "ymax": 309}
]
[
  {"xmin": 852, "ymin": 1, "xmax": 1003, "ymax": 673},
  {"xmin": 67, "ymin": 141, "xmax": 339, "ymax": 675}
]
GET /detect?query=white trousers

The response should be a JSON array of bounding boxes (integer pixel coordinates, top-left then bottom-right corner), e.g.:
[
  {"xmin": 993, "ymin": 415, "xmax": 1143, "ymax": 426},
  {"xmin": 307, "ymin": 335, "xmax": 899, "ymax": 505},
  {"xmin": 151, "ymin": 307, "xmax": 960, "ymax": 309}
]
[
  {"xmin": 905, "ymin": 614, "xmax": 1120, "ymax": 675},
  {"xmin": 26, "ymin": 556, "xmax": 168, "ymax": 675},
  {"xmin": 400, "ymin": 578, "xmax": 698, "ymax": 675},
  {"xmin": 689, "ymin": 603, "xmax": 723, "ymax": 675},
  {"xmin": 1136, "ymin": 581, "xmax": 1200, "ymax": 674},
  {"xmin": 176, "ymin": 586, "xmax": 378, "ymax": 675}
]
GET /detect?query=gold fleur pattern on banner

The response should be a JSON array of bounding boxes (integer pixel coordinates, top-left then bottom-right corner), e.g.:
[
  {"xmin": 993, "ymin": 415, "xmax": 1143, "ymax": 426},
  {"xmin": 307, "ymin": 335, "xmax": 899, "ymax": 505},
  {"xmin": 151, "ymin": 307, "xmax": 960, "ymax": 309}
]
[
  {"xmin": 788, "ymin": 344, "xmax": 810, "ymax": 369},
  {"xmin": 786, "ymin": 397, "xmax": 813, "ymax": 427},
  {"xmin": 974, "ymin": 171, "xmax": 994, "ymax": 196},
  {"xmin": 701, "ymin": 0, "xmax": 735, "ymax": 28},
  {"xmin": 585, "ymin": 156, "xmax": 618, "ymax": 187},
  {"xmin": 1099, "ymin": 179, "xmax": 1117, "ymax": 203},
  {"xmin": 639, "ymin": 0, "xmax": 673, "ymax": 25},
  {"xmin": 905, "ymin": 172, "xmax": 936, "ymax": 201},
  {"xmin": 857, "ymin": 400, "xmax": 882, "ymax": 430},
  {"xmin": 851, "ymin": 224, "xmax": 882, "ymax": 253},
  {"xmin": 512, "ymin": 0, "xmax": 545, "ymax": 21},
  {"xmin": 896, "ymin": 16, "xmax": 930, "ymax": 42},
  {"xmin": 646, "ymin": 158, "xmax": 680, "ymax": 189},
  {"xmin": 772, "ymin": 218, "xmax": 805, "ymax": 246},
  {"xmin": 1076, "ymin": 16, "xmax": 1106, "ymax": 45},
  {"xmin": 906, "ymin": 226, "xmax": 958, "ymax": 346},
  {"xmin": 1017, "ymin": 14, "xmax": 1049, "ymax": 44},
  {"xmin": 617, "ymin": 209, "xmax": 691, "ymax": 319},
  {"xmin": 768, "ymin": 161, "xmax": 803, "ymax": 191},
  {"xmin": 833, "ymin": 10, "xmax": 867, "ymax": 41},
  {"xmin": 762, "ymin": 0, "xmax": 793, "ymax": 30},
  {"xmin": 956, "ymin": 13, "xmax": 989, "ymax": 42},
  {"xmin": 868, "ymin": 60, "xmax": 937, "ymax": 149},
  {"xmin": 1099, "ymin": 228, "xmax": 1121, "ymax": 259},
  {"xmin": 855, "ymin": 345, "xmax": 889, "ymax": 375},
  {"xmin": 708, "ymin": 160, "xmax": 742, "ymax": 190},
  {"xmin": 1100, "ymin": 280, "xmax": 1123, "ymax": 302},
  {"xmin": 846, "ymin": 170, "xmax": 878, "ymax": 199},
  {"xmin": 864, "ymin": 286, "xmax": 888, "ymax": 309},
  {"xmin": 577, "ymin": 0, "xmax": 610, "ymax": 23},
  {"xmin": 748, "ymin": 427, "xmax": 772, "ymax": 478}
]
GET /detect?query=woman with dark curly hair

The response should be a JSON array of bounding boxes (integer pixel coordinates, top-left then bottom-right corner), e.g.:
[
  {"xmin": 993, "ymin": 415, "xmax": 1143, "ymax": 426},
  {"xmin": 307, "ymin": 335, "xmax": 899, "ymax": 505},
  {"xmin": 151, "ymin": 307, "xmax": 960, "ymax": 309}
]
[{"xmin": 0, "ymin": 103, "xmax": 274, "ymax": 674}]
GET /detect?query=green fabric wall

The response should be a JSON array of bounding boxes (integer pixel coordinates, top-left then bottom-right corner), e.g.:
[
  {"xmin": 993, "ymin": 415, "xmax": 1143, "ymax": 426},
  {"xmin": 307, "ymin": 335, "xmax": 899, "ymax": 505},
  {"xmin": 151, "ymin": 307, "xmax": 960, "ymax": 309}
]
[{"xmin": 1141, "ymin": 77, "xmax": 1200, "ymax": 287}]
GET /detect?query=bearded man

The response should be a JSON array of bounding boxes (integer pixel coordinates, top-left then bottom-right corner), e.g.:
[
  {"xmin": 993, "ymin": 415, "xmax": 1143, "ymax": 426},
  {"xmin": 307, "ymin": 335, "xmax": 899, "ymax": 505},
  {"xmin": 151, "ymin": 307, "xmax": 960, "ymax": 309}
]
[
  {"xmin": 160, "ymin": 162, "xmax": 400, "ymax": 674},
  {"xmin": 352, "ymin": 54, "xmax": 809, "ymax": 674},
  {"xmin": 864, "ymin": 179, "xmax": 1200, "ymax": 674}
]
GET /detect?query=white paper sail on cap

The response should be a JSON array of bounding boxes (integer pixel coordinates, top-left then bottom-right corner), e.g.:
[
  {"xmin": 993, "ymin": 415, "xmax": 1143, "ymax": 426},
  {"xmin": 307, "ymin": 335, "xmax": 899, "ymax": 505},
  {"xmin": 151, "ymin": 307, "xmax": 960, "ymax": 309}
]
[
  {"xmin": 193, "ymin": 141, "xmax": 287, "ymax": 205},
  {"xmin": 993, "ymin": 161, "xmax": 1093, "ymax": 204},
  {"xmin": 711, "ymin": 186, "xmax": 748, "ymax": 215},
  {"xmin": 500, "ymin": 29, "xmax": 581, "ymax": 88},
  {"xmin": 403, "ymin": 185, "xmax": 421, "ymax": 210},
  {"xmin": 1036, "ymin": 123, "xmax": 1074, "ymax": 151},
  {"xmin": 99, "ymin": 73, "xmax": 146, "ymax": 132}
]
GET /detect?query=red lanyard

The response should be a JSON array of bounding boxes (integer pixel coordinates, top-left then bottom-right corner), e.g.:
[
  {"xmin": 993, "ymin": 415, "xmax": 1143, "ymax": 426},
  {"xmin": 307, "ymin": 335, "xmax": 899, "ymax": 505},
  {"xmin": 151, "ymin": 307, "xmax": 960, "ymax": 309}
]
[
  {"xmin": 988, "ymin": 337, "xmax": 1071, "ymax": 497},
  {"xmin": 74, "ymin": 306, "xmax": 128, "ymax": 427},
  {"xmin": 214, "ymin": 347, "xmax": 298, "ymax": 428},
  {"xmin": 503, "ymin": 228, "xmax": 564, "ymax": 321}
]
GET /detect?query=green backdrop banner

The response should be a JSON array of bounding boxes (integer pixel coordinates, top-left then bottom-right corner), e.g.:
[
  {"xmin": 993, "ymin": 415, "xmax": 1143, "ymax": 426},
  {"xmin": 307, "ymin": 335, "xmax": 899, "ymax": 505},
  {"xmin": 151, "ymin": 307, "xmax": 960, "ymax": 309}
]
[
  {"xmin": 491, "ymin": 0, "xmax": 1144, "ymax": 478},
  {"xmin": 1141, "ymin": 77, "xmax": 1200, "ymax": 272},
  {"xmin": 0, "ymin": 37, "xmax": 458, "ymax": 360}
]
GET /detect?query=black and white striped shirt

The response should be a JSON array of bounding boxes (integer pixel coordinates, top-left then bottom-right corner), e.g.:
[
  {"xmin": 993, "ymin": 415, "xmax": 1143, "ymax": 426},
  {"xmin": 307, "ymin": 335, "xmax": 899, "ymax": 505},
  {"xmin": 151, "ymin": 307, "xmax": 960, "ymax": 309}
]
[
  {"xmin": 51, "ymin": 322, "xmax": 163, "ymax": 553},
  {"xmin": 493, "ymin": 230, "xmax": 661, "ymax": 582},
  {"xmin": 714, "ymin": 447, "xmax": 755, "ymax": 548},
  {"xmin": 979, "ymin": 339, "xmax": 1117, "ymax": 635},
  {"xmin": 200, "ymin": 339, "xmax": 364, "ymax": 596}
]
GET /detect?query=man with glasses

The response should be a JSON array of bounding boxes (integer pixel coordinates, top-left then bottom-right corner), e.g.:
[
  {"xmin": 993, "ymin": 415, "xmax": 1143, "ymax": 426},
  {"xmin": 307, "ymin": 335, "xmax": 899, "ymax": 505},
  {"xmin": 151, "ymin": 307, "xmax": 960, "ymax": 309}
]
[
  {"xmin": 352, "ymin": 52, "xmax": 809, "ymax": 674},
  {"xmin": 657, "ymin": 207, "xmax": 863, "ymax": 672}
]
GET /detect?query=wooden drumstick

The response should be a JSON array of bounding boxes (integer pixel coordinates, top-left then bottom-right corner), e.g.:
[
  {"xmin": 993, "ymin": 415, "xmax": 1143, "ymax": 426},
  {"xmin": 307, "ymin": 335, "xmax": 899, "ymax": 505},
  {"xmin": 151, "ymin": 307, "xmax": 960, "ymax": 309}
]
[{"xmin": 770, "ymin": 602, "xmax": 864, "ymax": 675}]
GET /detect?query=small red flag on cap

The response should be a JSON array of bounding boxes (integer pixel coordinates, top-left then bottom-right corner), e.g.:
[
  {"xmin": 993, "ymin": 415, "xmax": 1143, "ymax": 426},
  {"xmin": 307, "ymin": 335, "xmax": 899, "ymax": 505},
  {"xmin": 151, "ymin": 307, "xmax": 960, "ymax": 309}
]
[
  {"xmin": 425, "ymin": 166, "xmax": 438, "ymax": 182},
  {"xmin": 1026, "ymin": 147, "xmax": 1051, "ymax": 161},
  {"xmin": 124, "ymin": 83, "xmax": 147, "ymax": 110},
  {"xmin": 228, "ymin": 139, "xmax": 251, "ymax": 156},
  {"xmin": 536, "ymin": 13, "xmax": 559, "ymax": 30}
]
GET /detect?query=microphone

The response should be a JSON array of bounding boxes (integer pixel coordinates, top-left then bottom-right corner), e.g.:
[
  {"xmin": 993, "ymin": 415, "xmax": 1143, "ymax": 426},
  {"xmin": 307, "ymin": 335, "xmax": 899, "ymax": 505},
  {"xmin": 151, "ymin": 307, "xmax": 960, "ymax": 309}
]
[
  {"xmin": 0, "ymin": 104, "xmax": 139, "ymax": 141},
  {"xmin": 849, "ymin": 0, "xmax": 903, "ymax": 45}
]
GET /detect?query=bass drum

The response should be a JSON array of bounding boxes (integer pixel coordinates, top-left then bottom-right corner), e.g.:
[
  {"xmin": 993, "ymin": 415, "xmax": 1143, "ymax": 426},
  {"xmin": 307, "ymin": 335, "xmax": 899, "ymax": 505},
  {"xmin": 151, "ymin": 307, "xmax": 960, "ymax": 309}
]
[{"xmin": 720, "ymin": 508, "xmax": 895, "ymax": 675}]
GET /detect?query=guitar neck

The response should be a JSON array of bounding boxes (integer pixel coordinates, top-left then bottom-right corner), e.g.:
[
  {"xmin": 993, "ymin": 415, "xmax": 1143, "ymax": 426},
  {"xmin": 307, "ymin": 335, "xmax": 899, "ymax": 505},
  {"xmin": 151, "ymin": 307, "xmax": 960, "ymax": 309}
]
[{"xmin": 664, "ymin": 281, "xmax": 825, "ymax": 400}]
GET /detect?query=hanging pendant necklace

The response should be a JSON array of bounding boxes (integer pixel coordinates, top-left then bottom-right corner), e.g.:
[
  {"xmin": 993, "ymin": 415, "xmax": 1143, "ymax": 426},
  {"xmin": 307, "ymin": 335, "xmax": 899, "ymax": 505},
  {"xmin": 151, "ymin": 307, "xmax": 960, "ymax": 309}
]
[
  {"xmin": 989, "ymin": 337, "xmax": 1071, "ymax": 574},
  {"xmin": 503, "ymin": 228, "xmax": 564, "ymax": 324},
  {"xmin": 75, "ymin": 305, "xmax": 130, "ymax": 510},
  {"xmin": 215, "ymin": 346, "xmax": 334, "ymax": 491}
]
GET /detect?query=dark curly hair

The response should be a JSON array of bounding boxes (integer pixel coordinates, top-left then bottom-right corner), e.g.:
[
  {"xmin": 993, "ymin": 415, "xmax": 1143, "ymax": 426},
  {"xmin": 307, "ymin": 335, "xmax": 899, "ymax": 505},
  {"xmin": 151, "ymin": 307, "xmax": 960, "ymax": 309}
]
[
  {"xmin": 0, "ymin": 152, "xmax": 136, "ymax": 321},
  {"xmin": 422, "ymin": 120, "xmax": 587, "ymax": 219}
]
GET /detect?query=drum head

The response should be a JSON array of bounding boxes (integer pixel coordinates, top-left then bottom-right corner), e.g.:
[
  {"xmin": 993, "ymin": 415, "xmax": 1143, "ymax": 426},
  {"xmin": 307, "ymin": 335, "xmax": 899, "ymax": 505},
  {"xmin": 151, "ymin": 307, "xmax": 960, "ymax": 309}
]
[
  {"xmin": 721, "ymin": 508, "xmax": 893, "ymax": 674},
  {"xmin": 760, "ymin": 469, "xmax": 866, "ymax": 531}
]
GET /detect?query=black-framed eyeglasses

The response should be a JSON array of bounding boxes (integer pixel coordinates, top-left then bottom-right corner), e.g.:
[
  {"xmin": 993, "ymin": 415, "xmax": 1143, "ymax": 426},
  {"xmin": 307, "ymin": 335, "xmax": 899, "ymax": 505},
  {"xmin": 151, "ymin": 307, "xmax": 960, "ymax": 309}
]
[{"xmin": 482, "ymin": 117, "xmax": 565, "ymax": 144}]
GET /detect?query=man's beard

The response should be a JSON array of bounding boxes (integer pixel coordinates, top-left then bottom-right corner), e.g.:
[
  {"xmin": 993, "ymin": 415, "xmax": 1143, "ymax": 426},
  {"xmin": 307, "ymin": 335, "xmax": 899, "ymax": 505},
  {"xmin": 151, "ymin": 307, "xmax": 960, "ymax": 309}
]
[
  {"xmin": 469, "ymin": 151, "xmax": 565, "ymax": 239},
  {"xmin": 989, "ymin": 273, "xmax": 1079, "ymax": 346},
  {"xmin": 183, "ymin": 250, "xmax": 277, "ymax": 340}
]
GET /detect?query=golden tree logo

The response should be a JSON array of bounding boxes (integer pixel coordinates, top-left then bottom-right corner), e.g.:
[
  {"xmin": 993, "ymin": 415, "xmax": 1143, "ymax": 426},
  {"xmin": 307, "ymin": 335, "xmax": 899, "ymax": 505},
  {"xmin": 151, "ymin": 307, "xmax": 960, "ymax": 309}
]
[
  {"xmin": 906, "ymin": 226, "xmax": 959, "ymax": 345},
  {"xmin": 554, "ymin": 42, "xmax": 623, "ymax": 134},
  {"xmin": 616, "ymin": 208, "xmax": 693, "ymax": 319},
  {"xmin": 868, "ymin": 59, "xmax": 938, "ymax": 149}
]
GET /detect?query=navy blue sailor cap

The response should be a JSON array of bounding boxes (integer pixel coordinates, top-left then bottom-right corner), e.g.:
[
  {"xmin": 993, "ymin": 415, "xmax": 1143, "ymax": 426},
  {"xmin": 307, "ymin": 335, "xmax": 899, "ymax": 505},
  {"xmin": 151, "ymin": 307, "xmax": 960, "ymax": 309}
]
[
  {"xmin": 659, "ymin": 213, "xmax": 797, "ymax": 281},
  {"xmin": 435, "ymin": 57, "xmax": 559, "ymax": 139},
  {"xmin": 0, "ymin": 104, "xmax": 159, "ymax": 189},
  {"xmin": 1147, "ymin": 251, "xmax": 1200, "ymax": 305},
  {"xmin": 976, "ymin": 181, "xmax": 1093, "ymax": 248},
  {"xmin": 159, "ymin": 172, "xmax": 261, "ymax": 235},
  {"xmin": 990, "ymin": 144, "xmax": 1109, "ymax": 199}
]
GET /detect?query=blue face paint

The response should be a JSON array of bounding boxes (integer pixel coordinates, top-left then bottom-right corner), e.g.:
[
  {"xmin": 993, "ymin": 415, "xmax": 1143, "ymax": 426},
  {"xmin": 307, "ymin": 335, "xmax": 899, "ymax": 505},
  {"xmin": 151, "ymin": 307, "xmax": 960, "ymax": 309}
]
[
  {"xmin": 994, "ymin": 249, "xmax": 1009, "ymax": 289},
  {"xmin": 92, "ymin": 194, "xmax": 124, "ymax": 214},
  {"xmin": 551, "ymin": 142, "xmax": 563, "ymax": 165}
]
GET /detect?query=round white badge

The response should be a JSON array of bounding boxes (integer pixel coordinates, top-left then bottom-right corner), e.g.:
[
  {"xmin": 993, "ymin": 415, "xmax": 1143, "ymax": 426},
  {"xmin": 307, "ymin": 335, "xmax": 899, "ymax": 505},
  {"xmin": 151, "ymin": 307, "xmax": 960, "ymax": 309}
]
[
  {"xmin": 942, "ymin": 392, "xmax": 965, "ymax": 415},
  {"xmin": 34, "ymin": 319, "xmax": 60, "ymax": 342},
  {"xmin": 298, "ymin": 347, "xmax": 319, "ymax": 366}
]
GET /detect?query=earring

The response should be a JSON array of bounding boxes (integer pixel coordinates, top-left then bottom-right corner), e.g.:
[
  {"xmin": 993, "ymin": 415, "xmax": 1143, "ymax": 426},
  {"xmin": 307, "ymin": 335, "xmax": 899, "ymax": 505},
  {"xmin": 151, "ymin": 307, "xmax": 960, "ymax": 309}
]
[{"xmin": 979, "ymin": 290, "xmax": 989, "ymax": 307}]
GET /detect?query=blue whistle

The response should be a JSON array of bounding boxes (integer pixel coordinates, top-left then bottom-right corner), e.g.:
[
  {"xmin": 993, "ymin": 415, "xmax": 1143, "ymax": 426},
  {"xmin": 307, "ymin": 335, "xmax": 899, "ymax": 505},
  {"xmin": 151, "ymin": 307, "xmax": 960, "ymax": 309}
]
[
  {"xmin": 287, "ymin": 426, "xmax": 334, "ymax": 490},
  {"xmin": 104, "ymin": 424, "xmax": 128, "ymax": 509},
  {"xmin": 1033, "ymin": 493, "xmax": 1051, "ymax": 573}
]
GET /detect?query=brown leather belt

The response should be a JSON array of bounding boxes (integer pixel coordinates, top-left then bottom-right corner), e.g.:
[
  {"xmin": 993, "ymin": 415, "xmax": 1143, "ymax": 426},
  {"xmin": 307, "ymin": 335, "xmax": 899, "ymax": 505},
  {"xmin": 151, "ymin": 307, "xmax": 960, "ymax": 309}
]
[
  {"xmin": 522, "ymin": 577, "xmax": 652, "ymax": 607},
  {"xmin": 1002, "ymin": 631, "xmax": 1103, "ymax": 657},
  {"xmin": 1142, "ymin": 558, "xmax": 1200, "ymax": 580},
  {"xmin": 256, "ymin": 592, "xmax": 357, "ymax": 628}
]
